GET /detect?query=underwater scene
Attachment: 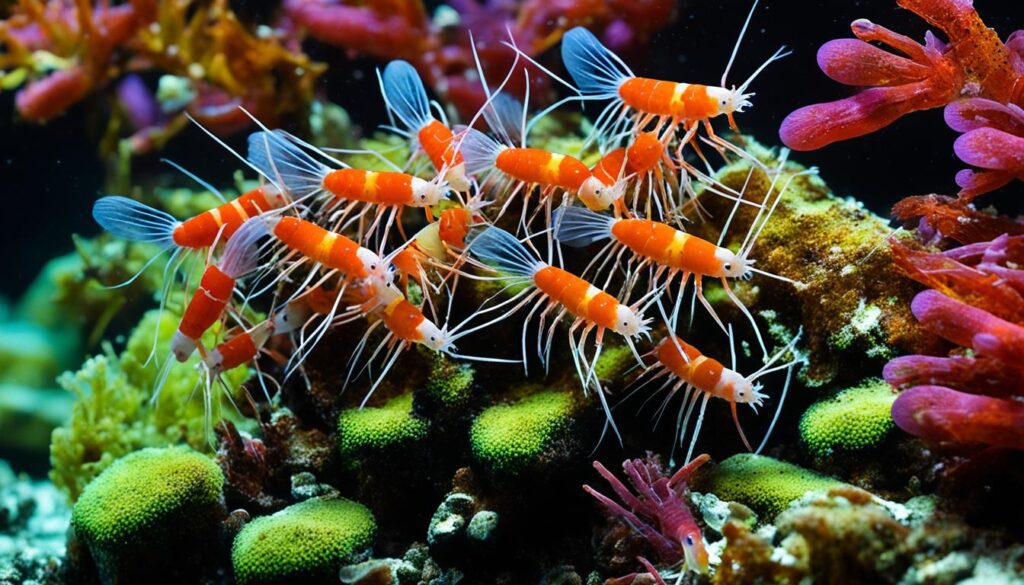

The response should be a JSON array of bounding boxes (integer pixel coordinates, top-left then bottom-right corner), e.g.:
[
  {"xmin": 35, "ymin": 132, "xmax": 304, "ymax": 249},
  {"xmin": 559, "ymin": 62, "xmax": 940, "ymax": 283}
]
[{"xmin": 1, "ymin": 0, "xmax": 1024, "ymax": 583}]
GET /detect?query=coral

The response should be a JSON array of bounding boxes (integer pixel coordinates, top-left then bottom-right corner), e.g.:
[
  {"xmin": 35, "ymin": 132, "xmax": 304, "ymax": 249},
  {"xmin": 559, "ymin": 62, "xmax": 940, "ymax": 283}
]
[
  {"xmin": 427, "ymin": 492, "xmax": 475, "ymax": 547},
  {"xmin": 0, "ymin": 460, "xmax": 68, "ymax": 585},
  {"xmin": 892, "ymin": 195, "xmax": 1024, "ymax": 246},
  {"xmin": 336, "ymin": 393, "xmax": 430, "ymax": 469},
  {"xmin": 780, "ymin": 0, "xmax": 1024, "ymax": 199},
  {"xmin": 49, "ymin": 309, "xmax": 250, "ymax": 501},
  {"xmin": 285, "ymin": 0, "xmax": 675, "ymax": 117},
  {"xmin": 799, "ymin": 379, "xmax": 897, "ymax": 458},
  {"xmin": 0, "ymin": 0, "xmax": 323, "ymax": 150},
  {"xmin": 418, "ymin": 352, "xmax": 475, "ymax": 418},
  {"xmin": 692, "ymin": 143, "xmax": 929, "ymax": 386},
  {"xmin": 231, "ymin": 497, "xmax": 376, "ymax": 585},
  {"xmin": 697, "ymin": 454, "xmax": 848, "ymax": 520},
  {"xmin": 469, "ymin": 390, "xmax": 579, "ymax": 476},
  {"xmin": 338, "ymin": 543, "xmax": 462, "ymax": 585},
  {"xmin": 584, "ymin": 454, "xmax": 709, "ymax": 576},
  {"xmin": 70, "ymin": 446, "xmax": 226, "ymax": 583},
  {"xmin": 885, "ymin": 235, "xmax": 1024, "ymax": 450}
]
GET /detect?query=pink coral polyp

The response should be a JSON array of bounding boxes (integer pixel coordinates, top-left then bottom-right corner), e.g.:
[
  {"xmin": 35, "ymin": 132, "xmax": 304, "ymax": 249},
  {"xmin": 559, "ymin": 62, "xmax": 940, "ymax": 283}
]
[{"xmin": 891, "ymin": 386, "xmax": 1024, "ymax": 450}]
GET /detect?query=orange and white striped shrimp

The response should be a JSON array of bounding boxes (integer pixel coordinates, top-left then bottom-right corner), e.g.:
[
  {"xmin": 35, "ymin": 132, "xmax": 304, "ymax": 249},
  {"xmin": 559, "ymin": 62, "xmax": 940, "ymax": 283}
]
[
  {"xmin": 553, "ymin": 161, "xmax": 814, "ymax": 356},
  {"xmin": 465, "ymin": 226, "xmax": 654, "ymax": 442},
  {"xmin": 514, "ymin": 1, "xmax": 786, "ymax": 162},
  {"xmin": 379, "ymin": 60, "xmax": 471, "ymax": 192},
  {"xmin": 246, "ymin": 129, "xmax": 448, "ymax": 241},
  {"xmin": 631, "ymin": 329, "xmax": 802, "ymax": 463},
  {"xmin": 589, "ymin": 130, "xmax": 687, "ymax": 218}
]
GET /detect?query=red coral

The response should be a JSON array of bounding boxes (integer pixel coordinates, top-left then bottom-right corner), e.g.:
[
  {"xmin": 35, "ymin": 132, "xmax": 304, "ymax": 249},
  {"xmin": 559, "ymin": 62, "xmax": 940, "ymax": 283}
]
[
  {"xmin": 892, "ymin": 195, "xmax": 1024, "ymax": 245},
  {"xmin": 584, "ymin": 454, "xmax": 710, "ymax": 579},
  {"xmin": 780, "ymin": 0, "xmax": 1024, "ymax": 197},
  {"xmin": 886, "ymin": 235, "xmax": 1024, "ymax": 451}
]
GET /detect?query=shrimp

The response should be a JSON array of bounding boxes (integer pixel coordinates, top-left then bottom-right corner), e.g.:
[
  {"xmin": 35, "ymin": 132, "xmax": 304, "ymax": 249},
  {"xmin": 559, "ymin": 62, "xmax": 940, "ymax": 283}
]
[
  {"xmin": 512, "ymin": 0, "xmax": 787, "ymax": 166},
  {"xmin": 589, "ymin": 130, "xmax": 687, "ymax": 218},
  {"xmin": 465, "ymin": 226, "xmax": 654, "ymax": 443},
  {"xmin": 246, "ymin": 129, "xmax": 448, "ymax": 242},
  {"xmin": 553, "ymin": 158, "xmax": 815, "ymax": 356},
  {"xmin": 197, "ymin": 319, "xmax": 279, "ymax": 436},
  {"xmin": 378, "ymin": 59, "xmax": 471, "ymax": 192},
  {"xmin": 631, "ymin": 328, "xmax": 803, "ymax": 463}
]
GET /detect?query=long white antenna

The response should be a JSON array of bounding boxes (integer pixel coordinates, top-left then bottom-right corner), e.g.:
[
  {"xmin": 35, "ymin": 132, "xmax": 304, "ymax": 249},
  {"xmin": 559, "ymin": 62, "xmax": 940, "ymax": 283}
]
[{"xmin": 722, "ymin": 0, "xmax": 761, "ymax": 87}]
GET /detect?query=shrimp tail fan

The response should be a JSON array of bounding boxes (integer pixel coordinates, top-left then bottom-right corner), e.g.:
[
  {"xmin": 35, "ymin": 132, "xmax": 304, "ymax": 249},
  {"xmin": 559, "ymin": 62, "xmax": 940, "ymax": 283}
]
[
  {"xmin": 466, "ymin": 227, "xmax": 543, "ymax": 278},
  {"xmin": 218, "ymin": 217, "xmax": 270, "ymax": 278},
  {"xmin": 561, "ymin": 27, "xmax": 634, "ymax": 98},
  {"xmin": 553, "ymin": 205, "xmax": 615, "ymax": 248},
  {"xmin": 483, "ymin": 92, "xmax": 525, "ymax": 146},
  {"xmin": 92, "ymin": 196, "xmax": 179, "ymax": 249},
  {"xmin": 380, "ymin": 60, "xmax": 432, "ymax": 132},
  {"xmin": 454, "ymin": 128, "xmax": 503, "ymax": 176},
  {"xmin": 247, "ymin": 130, "xmax": 328, "ymax": 199}
]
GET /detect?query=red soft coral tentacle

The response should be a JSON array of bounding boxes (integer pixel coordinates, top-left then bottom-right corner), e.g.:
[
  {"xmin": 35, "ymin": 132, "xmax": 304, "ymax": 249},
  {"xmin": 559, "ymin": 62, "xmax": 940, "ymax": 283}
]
[{"xmin": 891, "ymin": 385, "xmax": 1024, "ymax": 450}]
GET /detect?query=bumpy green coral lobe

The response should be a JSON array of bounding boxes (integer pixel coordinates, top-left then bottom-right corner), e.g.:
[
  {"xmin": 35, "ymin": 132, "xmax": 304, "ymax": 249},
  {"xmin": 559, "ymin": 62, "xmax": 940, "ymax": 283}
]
[
  {"xmin": 469, "ymin": 391, "xmax": 576, "ymax": 475},
  {"xmin": 232, "ymin": 498, "xmax": 377, "ymax": 585},
  {"xmin": 71, "ymin": 447, "xmax": 225, "ymax": 582},
  {"xmin": 800, "ymin": 379, "xmax": 896, "ymax": 457},
  {"xmin": 337, "ymin": 394, "xmax": 429, "ymax": 464},
  {"xmin": 423, "ymin": 353, "xmax": 475, "ymax": 411},
  {"xmin": 50, "ymin": 309, "xmax": 251, "ymax": 501},
  {"xmin": 700, "ymin": 454, "xmax": 847, "ymax": 520}
]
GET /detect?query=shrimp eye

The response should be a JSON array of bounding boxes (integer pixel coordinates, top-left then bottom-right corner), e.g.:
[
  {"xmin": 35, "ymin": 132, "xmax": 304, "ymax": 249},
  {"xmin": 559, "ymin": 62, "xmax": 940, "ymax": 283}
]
[
  {"xmin": 685, "ymin": 535, "xmax": 695, "ymax": 546},
  {"xmin": 724, "ymin": 262, "xmax": 732, "ymax": 271}
]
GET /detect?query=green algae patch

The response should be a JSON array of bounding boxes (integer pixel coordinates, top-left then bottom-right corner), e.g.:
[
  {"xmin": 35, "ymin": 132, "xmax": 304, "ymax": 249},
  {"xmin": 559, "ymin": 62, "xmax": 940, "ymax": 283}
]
[
  {"xmin": 337, "ymin": 393, "xmax": 429, "ymax": 467},
  {"xmin": 232, "ymin": 497, "xmax": 377, "ymax": 585},
  {"xmin": 470, "ymin": 390, "xmax": 577, "ymax": 475},
  {"xmin": 699, "ymin": 454, "xmax": 848, "ymax": 520},
  {"xmin": 72, "ymin": 446, "xmax": 226, "ymax": 583},
  {"xmin": 800, "ymin": 379, "xmax": 897, "ymax": 458},
  {"xmin": 421, "ymin": 352, "xmax": 475, "ymax": 413}
]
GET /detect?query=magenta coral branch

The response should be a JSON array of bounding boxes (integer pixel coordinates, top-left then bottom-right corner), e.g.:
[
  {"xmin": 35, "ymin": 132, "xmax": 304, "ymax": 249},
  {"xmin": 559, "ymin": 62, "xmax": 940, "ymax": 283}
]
[{"xmin": 891, "ymin": 386, "xmax": 1024, "ymax": 449}]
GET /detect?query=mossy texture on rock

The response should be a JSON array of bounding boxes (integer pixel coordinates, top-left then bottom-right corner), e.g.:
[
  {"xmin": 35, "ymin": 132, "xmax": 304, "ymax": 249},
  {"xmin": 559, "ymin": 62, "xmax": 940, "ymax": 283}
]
[
  {"xmin": 470, "ymin": 390, "xmax": 577, "ymax": 475},
  {"xmin": 337, "ymin": 393, "xmax": 429, "ymax": 467},
  {"xmin": 50, "ymin": 309, "xmax": 251, "ymax": 501},
  {"xmin": 232, "ymin": 497, "xmax": 377, "ymax": 585},
  {"xmin": 700, "ymin": 454, "xmax": 848, "ymax": 520},
  {"xmin": 693, "ymin": 142, "xmax": 927, "ymax": 387},
  {"xmin": 421, "ymin": 352, "xmax": 475, "ymax": 413},
  {"xmin": 800, "ymin": 379, "xmax": 897, "ymax": 457},
  {"xmin": 71, "ymin": 446, "xmax": 225, "ymax": 583}
]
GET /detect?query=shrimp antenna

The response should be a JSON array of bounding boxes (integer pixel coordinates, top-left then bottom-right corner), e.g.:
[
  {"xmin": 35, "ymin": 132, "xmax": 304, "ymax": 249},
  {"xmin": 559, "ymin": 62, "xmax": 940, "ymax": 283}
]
[
  {"xmin": 185, "ymin": 113, "xmax": 284, "ymax": 194},
  {"xmin": 721, "ymin": 0, "xmax": 760, "ymax": 87},
  {"xmin": 161, "ymin": 159, "xmax": 226, "ymax": 203}
]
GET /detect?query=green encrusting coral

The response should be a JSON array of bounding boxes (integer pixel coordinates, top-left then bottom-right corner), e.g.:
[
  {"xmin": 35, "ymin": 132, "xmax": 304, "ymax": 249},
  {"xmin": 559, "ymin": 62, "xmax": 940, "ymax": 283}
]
[
  {"xmin": 700, "ymin": 454, "xmax": 848, "ymax": 520},
  {"xmin": 800, "ymin": 379, "xmax": 897, "ymax": 457},
  {"xmin": 49, "ymin": 309, "xmax": 251, "ymax": 501},
  {"xmin": 336, "ymin": 393, "xmax": 429, "ymax": 467},
  {"xmin": 469, "ymin": 390, "xmax": 577, "ymax": 475},
  {"xmin": 71, "ymin": 446, "xmax": 226, "ymax": 583},
  {"xmin": 231, "ymin": 497, "xmax": 377, "ymax": 585},
  {"xmin": 420, "ymin": 352, "xmax": 475, "ymax": 414}
]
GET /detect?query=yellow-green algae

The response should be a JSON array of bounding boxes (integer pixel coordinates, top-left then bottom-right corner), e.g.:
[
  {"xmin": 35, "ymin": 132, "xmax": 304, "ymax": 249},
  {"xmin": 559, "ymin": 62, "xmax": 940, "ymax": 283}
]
[
  {"xmin": 469, "ymin": 390, "xmax": 577, "ymax": 475},
  {"xmin": 692, "ymin": 141, "xmax": 927, "ymax": 387},
  {"xmin": 699, "ymin": 453, "xmax": 848, "ymax": 520},
  {"xmin": 71, "ymin": 446, "xmax": 225, "ymax": 583},
  {"xmin": 336, "ymin": 393, "xmax": 430, "ymax": 467},
  {"xmin": 231, "ymin": 497, "xmax": 377, "ymax": 585},
  {"xmin": 50, "ymin": 309, "xmax": 250, "ymax": 501},
  {"xmin": 799, "ymin": 378, "xmax": 897, "ymax": 458},
  {"xmin": 421, "ymin": 351, "xmax": 475, "ymax": 412}
]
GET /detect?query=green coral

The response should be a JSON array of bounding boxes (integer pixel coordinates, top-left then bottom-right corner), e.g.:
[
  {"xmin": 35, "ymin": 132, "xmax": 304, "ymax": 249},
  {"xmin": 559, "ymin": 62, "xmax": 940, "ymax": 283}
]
[
  {"xmin": 337, "ymin": 393, "xmax": 430, "ymax": 467},
  {"xmin": 699, "ymin": 454, "xmax": 848, "ymax": 520},
  {"xmin": 592, "ymin": 342, "xmax": 635, "ymax": 383},
  {"xmin": 420, "ymin": 352, "xmax": 475, "ymax": 414},
  {"xmin": 232, "ymin": 497, "xmax": 377, "ymax": 585},
  {"xmin": 71, "ymin": 446, "xmax": 226, "ymax": 583},
  {"xmin": 49, "ymin": 309, "xmax": 250, "ymax": 501},
  {"xmin": 799, "ymin": 379, "xmax": 897, "ymax": 457},
  {"xmin": 469, "ymin": 390, "xmax": 578, "ymax": 475}
]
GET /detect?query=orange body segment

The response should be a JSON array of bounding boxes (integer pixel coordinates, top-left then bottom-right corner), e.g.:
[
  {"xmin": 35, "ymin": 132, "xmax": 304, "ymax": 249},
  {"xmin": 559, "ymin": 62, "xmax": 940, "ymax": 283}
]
[
  {"xmin": 418, "ymin": 120, "xmax": 463, "ymax": 171},
  {"xmin": 592, "ymin": 148, "xmax": 627, "ymax": 187},
  {"xmin": 215, "ymin": 331, "xmax": 259, "ymax": 371},
  {"xmin": 533, "ymin": 265, "xmax": 620, "ymax": 330},
  {"xmin": 173, "ymin": 186, "xmax": 279, "ymax": 248},
  {"xmin": 179, "ymin": 265, "xmax": 235, "ymax": 340},
  {"xmin": 610, "ymin": 219, "xmax": 723, "ymax": 276},
  {"xmin": 626, "ymin": 132, "xmax": 665, "ymax": 173},
  {"xmin": 619, "ymin": 78, "xmax": 718, "ymax": 120},
  {"xmin": 438, "ymin": 207, "xmax": 471, "ymax": 248},
  {"xmin": 381, "ymin": 296, "xmax": 426, "ymax": 342},
  {"xmin": 495, "ymin": 148, "xmax": 591, "ymax": 191},
  {"xmin": 272, "ymin": 217, "xmax": 368, "ymax": 279},
  {"xmin": 323, "ymin": 169, "xmax": 416, "ymax": 206},
  {"xmin": 655, "ymin": 336, "xmax": 726, "ymax": 397}
]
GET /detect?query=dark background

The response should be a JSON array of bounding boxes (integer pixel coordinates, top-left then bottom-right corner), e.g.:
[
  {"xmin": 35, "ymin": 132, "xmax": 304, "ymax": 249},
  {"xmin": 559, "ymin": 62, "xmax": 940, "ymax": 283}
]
[{"xmin": 1, "ymin": 0, "xmax": 1021, "ymax": 299}]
